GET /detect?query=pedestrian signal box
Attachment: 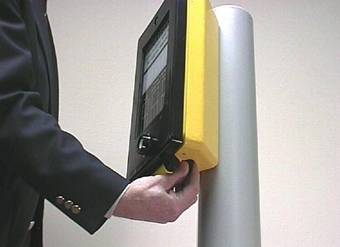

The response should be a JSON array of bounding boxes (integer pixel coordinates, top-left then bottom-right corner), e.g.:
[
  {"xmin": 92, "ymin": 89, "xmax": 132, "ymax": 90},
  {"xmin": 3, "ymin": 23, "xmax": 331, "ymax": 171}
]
[{"xmin": 127, "ymin": 0, "xmax": 219, "ymax": 180}]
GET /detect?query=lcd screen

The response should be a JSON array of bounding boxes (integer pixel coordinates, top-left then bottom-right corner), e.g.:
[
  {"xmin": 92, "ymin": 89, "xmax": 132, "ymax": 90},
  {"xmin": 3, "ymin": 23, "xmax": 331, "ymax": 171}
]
[
  {"xmin": 141, "ymin": 24, "xmax": 169, "ymax": 129},
  {"xmin": 143, "ymin": 25, "xmax": 169, "ymax": 93}
]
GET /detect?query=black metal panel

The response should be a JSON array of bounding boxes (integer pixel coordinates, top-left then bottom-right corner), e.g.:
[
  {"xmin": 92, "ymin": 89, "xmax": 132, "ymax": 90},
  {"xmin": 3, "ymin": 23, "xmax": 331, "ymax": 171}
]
[{"xmin": 127, "ymin": 0, "xmax": 187, "ymax": 180}]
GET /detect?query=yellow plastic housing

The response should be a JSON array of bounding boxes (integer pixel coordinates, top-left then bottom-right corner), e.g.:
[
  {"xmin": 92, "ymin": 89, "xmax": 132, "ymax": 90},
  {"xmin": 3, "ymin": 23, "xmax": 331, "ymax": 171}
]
[
  {"xmin": 155, "ymin": 0, "xmax": 219, "ymax": 175},
  {"xmin": 175, "ymin": 0, "xmax": 219, "ymax": 171}
]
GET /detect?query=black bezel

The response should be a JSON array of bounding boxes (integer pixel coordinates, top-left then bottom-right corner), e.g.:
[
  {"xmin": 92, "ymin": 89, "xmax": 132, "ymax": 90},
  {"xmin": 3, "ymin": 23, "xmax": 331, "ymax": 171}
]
[{"xmin": 127, "ymin": 0, "xmax": 187, "ymax": 180}]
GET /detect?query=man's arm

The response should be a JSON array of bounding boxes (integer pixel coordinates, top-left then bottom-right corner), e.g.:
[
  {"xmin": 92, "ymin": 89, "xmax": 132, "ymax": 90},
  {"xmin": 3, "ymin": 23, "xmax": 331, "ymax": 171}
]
[
  {"xmin": 0, "ymin": 0, "xmax": 128, "ymax": 234},
  {"xmin": 0, "ymin": 0, "xmax": 200, "ymax": 233}
]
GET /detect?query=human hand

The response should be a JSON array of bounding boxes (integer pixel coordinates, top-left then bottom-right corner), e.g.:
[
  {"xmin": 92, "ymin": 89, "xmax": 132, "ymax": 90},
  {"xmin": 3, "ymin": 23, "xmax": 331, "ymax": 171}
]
[{"xmin": 113, "ymin": 161, "xmax": 200, "ymax": 223}]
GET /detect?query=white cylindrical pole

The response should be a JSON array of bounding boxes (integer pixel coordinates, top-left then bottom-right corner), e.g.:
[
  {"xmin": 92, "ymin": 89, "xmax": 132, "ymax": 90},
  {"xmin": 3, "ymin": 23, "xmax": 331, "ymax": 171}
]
[{"xmin": 198, "ymin": 6, "xmax": 261, "ymax": 247}]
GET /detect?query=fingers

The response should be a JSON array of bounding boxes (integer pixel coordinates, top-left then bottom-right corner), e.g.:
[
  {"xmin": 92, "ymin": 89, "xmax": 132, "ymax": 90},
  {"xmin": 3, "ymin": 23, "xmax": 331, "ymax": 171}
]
[
  {"xmin": 113, "ymin": 162, "xmax": 200, "ymax": 224},
  {"xmin": 170, "ymin": 163, "xmax": 200, "ymax": 214},
  {"xmin": 158, "ymin": 161, "xmax": 190, "ymax": 190}
]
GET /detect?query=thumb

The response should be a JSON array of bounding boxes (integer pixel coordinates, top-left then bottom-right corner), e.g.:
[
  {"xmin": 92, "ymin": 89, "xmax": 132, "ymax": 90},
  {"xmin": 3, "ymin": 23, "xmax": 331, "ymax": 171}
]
[{"xmin": 159, "ymin": 161, "xmax": 189, "ymax": 190}]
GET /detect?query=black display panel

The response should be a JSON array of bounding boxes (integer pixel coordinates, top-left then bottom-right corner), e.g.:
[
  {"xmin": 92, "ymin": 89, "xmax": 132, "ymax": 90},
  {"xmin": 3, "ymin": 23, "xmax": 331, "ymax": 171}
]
[
  {"xmin": 141, "ymin": 24, "xmax": 169, "ymax": 131},
  {"xmin": 127, "ymin": 0, "xmax": 187, "ymax": 180}
]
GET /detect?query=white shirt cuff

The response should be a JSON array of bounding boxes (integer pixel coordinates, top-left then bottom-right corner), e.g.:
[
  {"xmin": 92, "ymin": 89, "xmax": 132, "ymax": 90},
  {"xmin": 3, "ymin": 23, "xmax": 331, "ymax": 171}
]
[{"xmin": 104, "ymin": 185, "xmax": 130, "ymax": 219}]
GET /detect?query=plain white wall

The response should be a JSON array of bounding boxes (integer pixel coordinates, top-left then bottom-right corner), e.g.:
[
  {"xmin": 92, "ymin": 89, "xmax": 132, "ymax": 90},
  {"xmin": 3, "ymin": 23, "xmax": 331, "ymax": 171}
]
[{"xmin": 45, "ymin": 0, "xmax": 340, "ymax": 246}]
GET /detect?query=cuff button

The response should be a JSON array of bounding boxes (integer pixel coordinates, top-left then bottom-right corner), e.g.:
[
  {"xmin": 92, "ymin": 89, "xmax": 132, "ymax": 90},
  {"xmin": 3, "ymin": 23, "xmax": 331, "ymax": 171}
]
[
  {"xmin": 64, "ymin": 200, "xmax": 74, "ymax": 210},
  {"xmin": 71, "ymin": 205, "xmax": 81, "ymax": 215},
  {"xmin": 56, "ymin": 196, "xmax": 65, "ymax": 205}
]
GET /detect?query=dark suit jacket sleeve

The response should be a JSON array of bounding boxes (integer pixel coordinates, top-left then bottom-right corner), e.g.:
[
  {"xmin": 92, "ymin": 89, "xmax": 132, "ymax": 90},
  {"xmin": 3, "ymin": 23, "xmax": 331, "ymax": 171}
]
[{"xmin": 0, "ymin": 0, "xmax": 129, "ymax": 234}]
